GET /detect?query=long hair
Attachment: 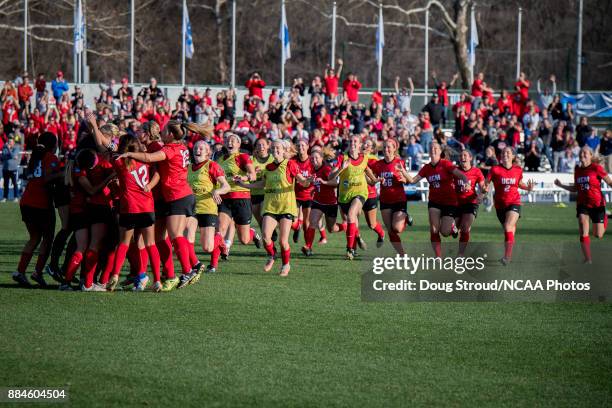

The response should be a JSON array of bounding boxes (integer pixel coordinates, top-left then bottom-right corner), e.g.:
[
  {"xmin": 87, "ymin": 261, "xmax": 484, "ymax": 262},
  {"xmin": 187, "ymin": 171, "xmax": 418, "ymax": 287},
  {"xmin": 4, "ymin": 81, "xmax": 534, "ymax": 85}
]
[
  {"xmin": 166, "ymin": 120, "xmax": 185, "ymax": 141},
  {"xmin": 142, "ymin": 121, "xmax": 161, "ymax": 142},
  {"xmin": 26, "ymin": 132, "xmax": 57, "ymax": 179},
  {"xmin": 117, "ymin": 134, "xmax": 144, "ymax": 170}
]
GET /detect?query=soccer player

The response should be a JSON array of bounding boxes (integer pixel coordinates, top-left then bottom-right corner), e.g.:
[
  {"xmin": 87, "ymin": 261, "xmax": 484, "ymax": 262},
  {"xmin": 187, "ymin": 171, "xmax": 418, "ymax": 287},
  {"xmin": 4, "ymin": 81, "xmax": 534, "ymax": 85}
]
[
  {"xmin": 291, "ymin": 139, "xmax": 315, "ymax": 243},
  {"xmin": 103, "ymin": 135, "xmax": 161, "ymax": 291},
  {"xmin": 454, "ymin": 150, "xmax": 485, "ymax": 256},
  {"xmin": 405, "ymin": 142, "xmax": 468, "ymax": 257},
  {"xmin": 236, "ymin": 140, "xmax": 312, "ymax": 276},
  {"xmin": 483, "ymin": 147, "xmax": 535, "ymax": 265},
  {"xmin": 328, "ymin": 135, "xmax": 377, "ymax": 260},
  {"xmin": 120, "ymin": 121, "xmax": 197, "ymax": 289},
  {"xmin": 369, "ymin": 139, "xmax": 409, "ymax": 255},
  {"xmin": 361, "ymin": 138, "xmax": 386, "ymax": 249},
  {"xmin": 190, "ymin": 140, "xmax": 230, "ymax": 275},
  {"xmin": 302, "ymin": 149, "xmax": 340, "ymax": 256},
  {"xmin": 554, "ymin": 146, "xmax": 612, "ymax": 263},
  {"xmin": 14, "ymin": 132, "xmax": 61, "ymax": 287},
  {"xmin": 216, "ymin": 133, "xmax": 262, "ymax": 258},
  {"xmin": 251, "ymin": 138, "xmax": 273, "ymax": 234}
]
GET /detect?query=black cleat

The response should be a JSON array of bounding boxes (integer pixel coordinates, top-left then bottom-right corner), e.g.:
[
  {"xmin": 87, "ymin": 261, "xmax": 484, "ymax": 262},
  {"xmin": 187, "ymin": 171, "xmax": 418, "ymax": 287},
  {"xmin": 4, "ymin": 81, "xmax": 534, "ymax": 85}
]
[
  {"xmin": 376, "ymin": 236, "xmax": 385, "ymax": 248},
  {"xmin": 301, "ymin": 246, "xmax": 313, "ymax": 257},
  {"xmin": 292, "ymin": 228, "xmax": 300, "ymax": 243}
]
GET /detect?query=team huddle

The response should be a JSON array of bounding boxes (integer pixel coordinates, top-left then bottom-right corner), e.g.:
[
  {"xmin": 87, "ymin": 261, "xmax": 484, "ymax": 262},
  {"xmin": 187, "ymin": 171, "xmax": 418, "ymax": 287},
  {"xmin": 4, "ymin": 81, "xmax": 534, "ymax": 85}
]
[{"xmin": 12, "ymin": 115, "xmax": 612, "ymax": 291}]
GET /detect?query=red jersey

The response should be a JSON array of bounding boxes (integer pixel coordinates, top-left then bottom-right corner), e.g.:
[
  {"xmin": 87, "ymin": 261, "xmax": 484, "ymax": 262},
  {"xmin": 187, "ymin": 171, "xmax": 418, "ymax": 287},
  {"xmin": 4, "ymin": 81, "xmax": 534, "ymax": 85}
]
[
  {"xmin": 147, "ymin": 141, "xmax": 163, "ymax": 202},
  {"xmin": 113, "ymin": 158, "xmax": 154, "ymax": 214},
  {"xmin": 87, "ymin": 155, "xmax": 114, "ymax": 207},
  {"xmin": 471, "ymin": 79, "xmax": 483, "ymax": 97},
  {"xmin": 366, "ymin": 156, "xmax": 378, "ymax": 199},
  {"xmin": 342, "ymin": 79, "xmax": 361, "ymax": 102},
  {"xmin": 324, "ymin": 75, "xmax": 339, "ymax": 97},
  {"xmin": 69, "ymin": 166, "xmax": 88, "ymax": 214},
  {"xmin": 574, "ymin": 163, "xmax": 608, "ymax": 208},
  {"xmin": 369, "ymin": 158, "xmax": 407, "ymax": 204},
  {"xmin": 487, "ymin": 165, "xmax": 523, "ymax": 208},
  {"xmin": 158, "ymin": 143, "xmax": 193, "ymax": 202},
  {"xmin": 292, "ymin": 156, "xmax": 315, "ymax": 201},
  {"xmin": 418, "ymin": 159, "xmax": 458, "ymax": 206},
  {"xmin": 312, "ymin": 165, "xmax": 336, "ymax": 205},
  {"xmin": 245, "ymin": 79, "xmax": 266, "ymax": 99},
  {"xmin": 455, "ymin": 167, "xmax": 485, "ymax": 205},
  {"xmin": 20, "ymin": 152, "xmax": 59, "ymax": 209}
]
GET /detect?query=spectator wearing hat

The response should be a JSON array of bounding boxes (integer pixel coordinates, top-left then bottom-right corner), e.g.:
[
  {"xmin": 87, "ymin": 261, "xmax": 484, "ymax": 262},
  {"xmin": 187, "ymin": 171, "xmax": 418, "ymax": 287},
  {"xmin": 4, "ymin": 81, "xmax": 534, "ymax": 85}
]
[
  {"xmin": 1, "ymin": 136, "xmax": 21, "ymax": 202},
  {"xmin": 51, "ymin": 71, "xmax": 69, "ymax": 102}
]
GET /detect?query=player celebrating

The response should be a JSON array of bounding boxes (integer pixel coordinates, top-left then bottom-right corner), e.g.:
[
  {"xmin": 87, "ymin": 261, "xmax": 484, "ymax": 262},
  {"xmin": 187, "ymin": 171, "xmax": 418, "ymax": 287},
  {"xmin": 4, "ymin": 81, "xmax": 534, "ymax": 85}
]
[
  {"xmin": 454, "ymin": 150, "xmax": 485, "ymax": 256},
  {"xmin": 251, "ymin": 138, "xmax": 274, "ymax": 235},
  {"xmin": 190, "ymin": 140, "xmax": 231, "ymax": 275},
  {"xmin": 120, "ymin": 121, "xmax": 196, "ymax": 289},
  {"xmin": 217, "ymin": 133, "xmax": 261, "ymax": 257},
  {"xmin": 405, "ymin": 142, "xmax": 468, "ymax": 257},
  {"xmin": 555, "ymin": 146, "xmax": 612, "ymax": 263},
  {"xmin": 361, "ymin": 138, "xmax": 386, "ymax": 249},
  {"xmin": 236, "ymin": 140, "xmax": 312, "ymax": 276},
  {"xmin": 369, "ymin": 139, "xmax": 409, "ymax": 255},
  {"xmin": 483, "ymin": 147, "xmax": 535, "ymax": 265},
  {"xmin": 14, "ymin": 132, "xmax": 61, "ymax": 287},
  {"xmin": 291, "ymin": 139, "xmax": 315, "ymax": 244}
]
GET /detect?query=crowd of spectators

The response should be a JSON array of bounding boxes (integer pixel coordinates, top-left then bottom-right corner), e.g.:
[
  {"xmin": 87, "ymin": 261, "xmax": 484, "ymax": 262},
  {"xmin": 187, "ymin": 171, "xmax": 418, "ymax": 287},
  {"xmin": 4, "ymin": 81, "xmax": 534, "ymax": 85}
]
[{"xmin": 1, "ymin": 65, "xmax": 611, "ymax": 199}]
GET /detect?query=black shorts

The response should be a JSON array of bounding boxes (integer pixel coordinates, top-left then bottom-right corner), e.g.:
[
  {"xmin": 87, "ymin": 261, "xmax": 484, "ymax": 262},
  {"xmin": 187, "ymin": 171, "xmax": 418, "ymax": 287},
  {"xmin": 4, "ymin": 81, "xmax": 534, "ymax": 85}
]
[
  {"xmin": 87, "ymin": 204, "xmax": 114, "ymax": 225},
  {"xmin": 296, "ymin": 199, "xmax": 313, "ymax": 209},
  {"xmin": 496, "ymin": 205, "xmax": 522, "ymax": 225},
  {"xmin": 576, "ymin": 205, "xmax": 606, "ymax": 224},
  {"xmin": 69, "ymin": 212, "xmax": 89, "ymax": 231},
  {"xmin": 167, "ymin": 194, "xmax": 195, "ymax": 217},
  {"xmin": 312, "ymin": 201, "xmax": 338, "ymax": 219},
  {"xmin": 196, "ymin": 213, "xmax": 218, "ymax": 228},
  {"xmin": 380, "ymin": 201, "xmax": 408, "ymax": 214},
  {"xmin": 428, "ymin": 202, "xmax": 458, "ymax": 218},
  {"xmin": 251, "ymin": 195, "xmax": 265, "ymax": 206},
  {"xmin": 53, "ymin": 184, "xmax": 71, "ymax": 208},
  {"xmin": 154, "ymin": 200, "xmax": 168, "ymax": 218},
  {"xmin": 20, "ymin": 205, "xmax": 54, "ymax": 230},
  {"xmin": 363, "ymin": 197, "xmax": 378, "ymax": 212},
  {"xmin": 458, "ymin": 203, "xmax": 479, "ymax": 217},
  {"xmin": 263, "ymin": 213, "xmax": 295, "ymax": 222},
  {"xmin": 339, "ymin": 196, "xmax": 366, "ymax": 216},
  {"xmin": 218, "ymin": 198, "xmax": 252, "ymax": 225},
  {"xmin": 119, "ymin": 212, "xmax": 155, "ymax": 229}
]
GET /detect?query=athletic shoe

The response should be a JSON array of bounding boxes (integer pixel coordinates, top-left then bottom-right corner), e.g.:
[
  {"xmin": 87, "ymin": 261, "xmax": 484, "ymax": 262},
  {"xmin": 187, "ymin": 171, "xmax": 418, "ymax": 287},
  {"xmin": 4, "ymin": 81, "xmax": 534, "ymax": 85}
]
[
  {"xmin": 161, "ymin": 277, "xmax": 179, "ymax": 292},
  {"xmin": 346, "ymin": 249, "xmax": 355, "ymax": 260},
  {"xmin": 107, "ymin": 275, "xmax": 119, "ymax": 292},
  {"xmin": 451, "ymin": 224, "xmax": 459, "ymax": 239},
  {"xmin": 152, "ymin": 281, "xmax": 163, "ymax": 292},
  {"xmin": 45, "ymin": 265, "xmax": 63, "ymax": 283},
  {"xmin": 376, "ymin": 236, "xmax": 385, "ymax": 248},
  {"xmin": 177, "ymin": 272, "xmax": 195, "ymax": 289},
  {"xmin": 205, "ymin": 265, "xmax": 216, "ymax": 274},
  {"xmin": 12, "ymin": 272, "xmax": 31, "ymax": 288},
  {"xmin": 220, "ymin": 247, "xmax": 229, "ymax": 261},
  {"xmin": 500, "ymin": 257, "xmax": 510, "ymax": 266},
  {"xmin": 280, "ymin": 264, "xmax": 290, "ymax": 277},
  {"xmin": 263, "ymin": 256, "xmax": 275, "ymax": 272},
  {"xmin": 12, "ymin": 198, "xmax": 18, "ymax": 203},
  {"xmin": 407, "ymin": 214, "xmax": 414, "ymax": 226},
  {"xmin": 271, "ymin": 229, "xmax": 278, "ymax": 242},
  {"xmin": 31, "ymin": 272, "xmax": 48, "ymax": 288},
  {"xmin": 292, "ymin": 228, "xmax": 300, "ymax": 243},
  {"xmin": 318, "ymin": 237, "xmax": 327, "ymax": 245},
  {"xmin": 357, "ymin": 236, "xmax": 367, "ymax": 251},
  {"xmin": 190, "ymin": 263, "xmax": 206, "ymax": 285},
  {"xmin": 58, "ymin": 283, "xmax": 73, "ymax": 291},
  {"xmin": 0, "ymin": 199, "xmax": 6, "ymax": 203},
  {"xmin": 253, "ymin": 231, "xmax": 262, "ymax": 249},
  {"xmin": 301, "ymin": 246, "xmax": 312, "ymax": 257},
  {"xmin": 132, "ymin": 275, "xmax": 149, "ymax": 292},
  {"xmin": 120, "ymin": 276, "xmax": 135, "ymax": 290},
  {"xmin": 82, "ymin": 283, "xmax": 107, "ymax": 292}
]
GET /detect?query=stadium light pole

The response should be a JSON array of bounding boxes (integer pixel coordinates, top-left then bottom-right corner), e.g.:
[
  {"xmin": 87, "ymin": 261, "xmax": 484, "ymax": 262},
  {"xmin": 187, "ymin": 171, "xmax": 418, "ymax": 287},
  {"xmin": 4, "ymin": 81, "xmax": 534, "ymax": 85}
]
[
  {"xmin": 331, "ymin": 1, "xmax": 336, "ymax": 69},
  {"xmin": 73, "ymin": 0, "xmax": 77, "ymax": 82},
  {"xmin": 424, "ymin": 6, "xmax": 429, "ymax": 105},
  {"xmin": 516, "ymin": 7, "xmax": 522, "ymax": 80},
  {"xmin": 576, "ymin": 0, "xmax": 583, "ymax": 92},
  {"xmin": 231, "ymin": 0, "xmax": 236, "ymax": 88},
  {"xmin": 23, "ymin": 0, "xmax": 28, "ymax": 74},
  {"xmin": 181, "ymin": 0, "xmax": 186, "ymax": 87},
  {"xmin": 82, "ymin": 0, "xmax": 87, "ymax": 82},
  {"xmin": 130, "ymin": 0, "xmax": 134, "ymax": 84}
]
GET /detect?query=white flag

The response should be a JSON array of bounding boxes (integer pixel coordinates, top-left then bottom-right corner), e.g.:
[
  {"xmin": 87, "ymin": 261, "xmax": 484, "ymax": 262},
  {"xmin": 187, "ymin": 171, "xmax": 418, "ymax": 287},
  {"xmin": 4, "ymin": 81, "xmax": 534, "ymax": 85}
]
[
  {"xmin": 184, "ymin": 2, "xmax": 194, "ymax": 59},
  {"xmin": 375, "ymin": 6, "xmax": 384, "ymax": 66},
  {"xmin": 468, "ymin": 8, "xmax": 479, "ymax": 67},
  {"xmin": 280, "ymin": 2, "xmax": 291, "ymax": 64},
  {"xmin": 74, "ymin": 0, "xmax": 84, "ymax": 54}
]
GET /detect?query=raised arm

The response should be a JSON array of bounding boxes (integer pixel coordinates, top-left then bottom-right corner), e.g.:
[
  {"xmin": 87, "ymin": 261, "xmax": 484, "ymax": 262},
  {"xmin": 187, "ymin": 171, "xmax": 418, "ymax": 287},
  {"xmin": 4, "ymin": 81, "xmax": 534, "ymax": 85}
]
[
  {"xmin": 86, "ymin": 112, "xmax": 113, "ymax": 152},
  {"xmin": 122, "ymin": 150, "xmax": 166, "ymax": 163},
  {"xmin": 408, "ymin": 77, "xmax": 414, "ymax": 98},
  {"xmin": 518, "ymin": 178, "xmax": 536, "ymax": 191},
  {"xmin": 554, "ymin": 178, "xmax": 577, "ymax": 192}
]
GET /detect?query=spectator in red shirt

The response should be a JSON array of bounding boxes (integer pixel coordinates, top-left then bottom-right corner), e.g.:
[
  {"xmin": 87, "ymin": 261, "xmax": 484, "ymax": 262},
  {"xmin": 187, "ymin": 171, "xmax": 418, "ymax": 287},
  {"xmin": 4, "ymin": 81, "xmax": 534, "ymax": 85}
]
[
  {"xmin": 342, "ymin": 72, "xmax": 361, "ymax": 104},
  {"xmin": 324, "ymin": 59, "xmax": 343, "ymax": 103},
  {"xmin": 432, "ymin": 71, "xmax": 459, "ymax": 107},
  {"xmin": 245, "ymin": 72, "xmax": 266, "ymax": 99},
  {"xmin": 471, "ymin": 72, "xmax": 485, "ymax": 111},
  {"xmin": 268, "ymin": 89, "xmax": 278, "ymax": 106},
  {"xmin": 34, "ymin": 73, "xmax": 46, "ymax": 104},
  {"xmin": 18, "ymin": 76, "xmax": 34, "ymax": 115}
]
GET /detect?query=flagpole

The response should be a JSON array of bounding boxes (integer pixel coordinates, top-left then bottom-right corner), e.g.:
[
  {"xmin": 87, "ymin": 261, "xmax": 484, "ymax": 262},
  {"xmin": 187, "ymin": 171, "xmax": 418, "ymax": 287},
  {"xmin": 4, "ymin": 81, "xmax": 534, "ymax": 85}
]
[
  {"xmin": 377, "ymin": 3, "xmax": 382, "ymax": 92},
  {"xmin": 82, "ymin": 0, "xmax": 87, "ymax": 82},
  {"xmin": 331, "ymin": 1, "xmax": 336, "ymax": 69},
  {"xmin": 516, "ymin": 7, "xmax": 522, "ymax": 79},
  {"xmin": 469, "ymin": 4, "xmax": 475, "ymax": 84},
  {"xmin": 576, "ymin": 0, "xmax": 583, "ymax": 91},
  {"xmin": 231, "ymin": 0, "xmax": 236, "ymax": 88},
  {"xmin": 280, "ymin": 0, "xmax": 285, "ymax": 92},
  {"xmin": 73, "ymin": 0, "xmax": 77, "ymax": 82},
  {"xmin": 181, "ymin": 0, "xmax": 186, "ymax": 87},
  {"xmin": 23, "ymin": 0, "xmax": 28, "ymax": 74},
  {"xmin": 424, "ymin": 6, "xmax": 429, "ymax": 105},
  {"xmin": 130, "ymin": 0, "xmax": 135, "ymax": 84}
]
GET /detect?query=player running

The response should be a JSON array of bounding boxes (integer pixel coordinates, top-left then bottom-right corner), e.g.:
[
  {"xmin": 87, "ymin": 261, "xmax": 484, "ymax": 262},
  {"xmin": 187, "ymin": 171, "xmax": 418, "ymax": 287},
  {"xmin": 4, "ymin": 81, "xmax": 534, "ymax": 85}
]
[
  {"xmin": 405, "ymin": 142, "xmax": 468, "ymax": 257},
  {"xmin": 369, "ymin": 139, "xmax": 409, "ymax": 255},
  {"xmin": 291, "ymin": 139, "xmax": 315, "ymax": 244},
  {"xmin": 14, "ymin": 132, "xmax": 62, "ymax": 287},
  {"xmin": 555, "ymin": 146, "xmax": 612, "ymax": 263},
  {"xmin": 483, "ymin": 147, "xmax": 535, "ymax": 265},
  {"xmin": 454, "ymin": 150, "xmax": 485, "ymax": 256},
  {"xmin": 251, "ymin": 138, "xmax": 274, "ymax": 236},
  {"xmin": 236, "ymin": 140, "xmax": 312, "ymax": 276},
  {"xmin": 189, "ymin": 140, "xmax": 231, "ymax": 275},
  {"xmin": 361, "ymin": 138, "xmax": 386, "ymax": 249}
]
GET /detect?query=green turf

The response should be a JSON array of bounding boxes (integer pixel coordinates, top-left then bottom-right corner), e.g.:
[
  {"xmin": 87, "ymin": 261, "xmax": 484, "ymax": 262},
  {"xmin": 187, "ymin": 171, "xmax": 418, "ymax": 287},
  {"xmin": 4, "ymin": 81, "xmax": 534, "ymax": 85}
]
[{"xmin": 0, "ymin": 202, "xmax": 611, "ymax": 407}]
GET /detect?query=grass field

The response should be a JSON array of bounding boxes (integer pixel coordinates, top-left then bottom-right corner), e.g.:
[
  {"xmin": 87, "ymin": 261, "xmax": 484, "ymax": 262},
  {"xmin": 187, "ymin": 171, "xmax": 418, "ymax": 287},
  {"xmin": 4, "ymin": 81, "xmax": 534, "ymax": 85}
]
[{"xmin": 0, "ymin": 202, "xmax": 611, "ymax": 407}]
